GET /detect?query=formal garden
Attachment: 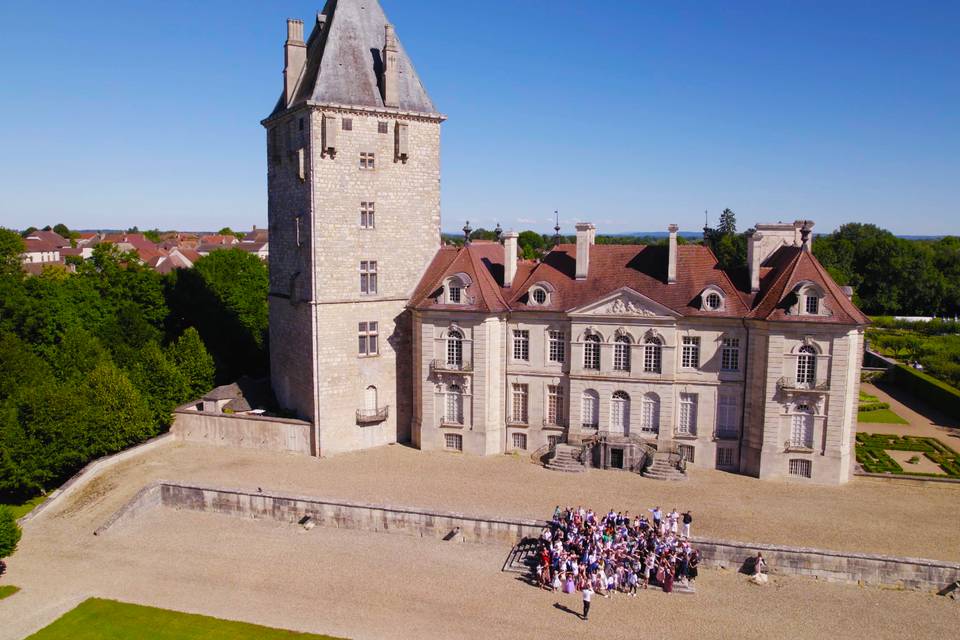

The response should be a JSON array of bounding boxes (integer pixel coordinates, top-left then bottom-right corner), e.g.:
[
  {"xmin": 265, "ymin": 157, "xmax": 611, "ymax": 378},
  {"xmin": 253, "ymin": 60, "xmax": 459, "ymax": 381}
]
[
  {"xmin": 855, "ymin": 433, "xmax": 960, "ymax": 478},
  {"xmin": 857, "ymin": 390, "xmax": 908, "ymax": 424},
  {"xmin": 25, "ymin": 599, "xmax": 344, "ymax": 640}
]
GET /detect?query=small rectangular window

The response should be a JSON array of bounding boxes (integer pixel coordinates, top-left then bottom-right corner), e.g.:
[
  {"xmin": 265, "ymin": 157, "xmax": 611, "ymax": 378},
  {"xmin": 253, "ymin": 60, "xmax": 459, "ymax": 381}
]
[
  {"xmin": 358, "ymin": 321, "xmax": 379, "ymax": 356},
  {"xmin": 444, "ymin": 433, "xmax": 463, "ymax": 451},
  {"xmin": 678, "ymin": 444, "xmax": 696, "ymax": 463},
  {"xmin": 360, "ymin": 202, "xmax": 375, "ymax": 229},
  {"xmin": 806, "ymin": 295, "xmax": 820, "ymax": 314},
  {"xmin": 448, "ymin": 285, "xmax": 461, "ymax": 303},
  {"xmin": 360, "ymin": 152, "xmax": 375, "ymax": 170},
  {"xmin": 548, "ymin": 330, "xmax": 565, "ymax": 363},
  {"xmin": 789, "ymin": 458, "xmax": 812, "ymax": 478},
  {"xmin": 721, "ymin": 337, "xmax": 740, "ymax": 371},
  {"xmin": 378, "ymin": 121, "xmax": 388, "ymax": 134},
  {"xmin": 360, "ymin": 260, "xmax": 378, "ymax": 295},
  {"xmin": 512, "ymin": 432, "xmax": 527, "ymax": 450},
  {"xmin": 342, "ymin": 118, "xmax": 353, "ymax": 131},
  {"xmin": 682, "ymin": 336, "xmax": 700, "ymax": 369},
  {"xmin": 716, "ymin": 447, "xmax": 734, "ymax": 468},
  {"xmin": 512, "ymin": 330, "xmax": 529, "ymax": 361}
]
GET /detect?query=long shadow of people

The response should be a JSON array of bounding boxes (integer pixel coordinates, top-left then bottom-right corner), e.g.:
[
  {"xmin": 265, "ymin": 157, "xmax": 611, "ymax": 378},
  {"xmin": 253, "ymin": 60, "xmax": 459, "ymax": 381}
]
[{"xmin": 553, "ymin": 603, "xmax": 582, "ymax": 619}]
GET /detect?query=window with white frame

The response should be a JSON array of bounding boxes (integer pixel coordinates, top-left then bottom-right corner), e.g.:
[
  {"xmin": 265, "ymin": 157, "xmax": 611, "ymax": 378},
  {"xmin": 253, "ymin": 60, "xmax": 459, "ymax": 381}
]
[
  {"xmin": 444, "ymin": 433, "xmax": 463, "ymax": 451},
  {"xmin": 512, "ymin": 330, "xmax": 529, "ymax": 361},
  {"xmin": 610, "ymin": 390, "xmax": 630, "ymax": 435},
  {"xmin": 511, "ymin": 383, "xmax": 528, "ymax": 423},
  {"xmin": 790, "ymin": 403, "xmax": 814, "ymax": 448},
  {"xmin": 445, "ymin": 384, "xmax": 464, "ymax": 425},
  {"xmin": 796, "ymin": 346, "xmax": 817, "ymax": 386},
  {"xmin": 716, "ymin": 447, "xmax": 734, "ymax": 468},
  {"xmin": 548, "ymin": 330, "xmax": 565, "ymax": 363},
  {"xmin": 360, "ymin": 260, "xmax": 377, "ymax": 295},
  {"xmin": 583, "ymin": 335, "xmax": 601, "ymax": 370},
  {"xmin": 805, "ymin": 294, "xmax": 820, "ymax": 315},
  {"xmin": 448, "ymin": 282, "xmax": 461, "ymax": 304},
  {"xmin": 614, "ymin": 335, "xmax": 631, "ymax": 371},
  {"xmin": 641, "ymin": 392, "xmax": 660, "ymax": 434},
  {"xmin": 358, "ymin": 321, "xmax": 378, "ymax": 356},
  {"xmin": 547, "ymin": 385, "xmax": 564, "ymax": 425},
  {"xmin": 643, "ymin": 336, "xmax": 662, "ymax": 373},
  {"xmin": 360, "ymin": 201, "xmax": 375, "ymax": 229},
  {"xmin": 681, "ymin": 336, "xmax": 700, "ymax": 369},
  {"xmin": 678, "ymin": 444, "xmax": 696, "ymax": 463},
  {"xmin": 581, "ymin": 389, "xmax": 599, "ymax": 429},
  {"xmin": 717, "ymin": 394, "xmax": 738, "ymax": 436},
  {"xmin": 678, "ymin": 393, "xmax": 698, "ymax": 435},
  {"xmin": 512, "ymin": 432, "xmax": 527, "ymax": 450},
  {"xmin": 721, "ymin": 337, "xmax": 740, "ymax": 371},
  {"xmin": 531, "ymin": 287, "xmax": 547, "ymax": 305},
  {"xmin": 446, "ymin": 329, "xmax": 463, "ymax": 367},
  {"xmin": 359, "ymin": 151, "xmax": 375, "ymax": 169},
  {"xmin": 704, "ymin": 292, "xmax": 722, "ymax": 311},
  {"xmin": 788, "ymin": 458, "xmax": 812, "ymax": 478}
]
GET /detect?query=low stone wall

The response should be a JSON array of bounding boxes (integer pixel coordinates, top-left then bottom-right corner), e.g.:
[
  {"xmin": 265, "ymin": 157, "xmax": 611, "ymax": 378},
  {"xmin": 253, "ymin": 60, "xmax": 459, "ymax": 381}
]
[
  {"xmin": 97, "ymin": 481, "xmax": 960, "ymax": 593},
  {"xmin": 171, "ymin": 409, "xmax": 311, "ymax": 455}
]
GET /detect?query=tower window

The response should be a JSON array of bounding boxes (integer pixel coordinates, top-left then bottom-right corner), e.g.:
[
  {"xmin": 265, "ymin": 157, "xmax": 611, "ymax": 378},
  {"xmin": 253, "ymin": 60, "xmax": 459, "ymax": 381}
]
[
  {"xmin": 378, "ymin": 121, "xmax": 388, "ymax": 134},
  {"xmin": 360, "ymin": 152, "xmax": 375, "ymax": 170},
  {"xmin": 358, "ymin": 321, "xmax": 379, "ymax": 357},
  {"xmin": 342, "ymin": 118, "xmax": 353, "ymax": 131},
  {"xmin": 360, "ymin": 202, "xmax": 375, "ymax": 229},
  {"xmin": 360, "ymin": 260, "xmax": 378, "ymax": 295}
]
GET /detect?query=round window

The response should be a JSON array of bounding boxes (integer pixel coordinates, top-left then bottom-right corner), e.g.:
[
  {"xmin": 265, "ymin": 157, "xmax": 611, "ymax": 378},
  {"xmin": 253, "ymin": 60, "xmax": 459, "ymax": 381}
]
[
  {"xmin": 705, "ymin": 292, "xmax": 721, "ymax": 310},
  {"xmin": 532, "ymin": 288, "xmax": 547, "ymax": 304}
]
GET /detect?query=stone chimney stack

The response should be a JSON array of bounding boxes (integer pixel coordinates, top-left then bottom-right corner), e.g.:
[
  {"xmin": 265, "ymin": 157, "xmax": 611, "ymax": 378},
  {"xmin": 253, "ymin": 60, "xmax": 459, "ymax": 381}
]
[
  {"xmin": 382, "ymin": 24, "xmax": 400, "ymax": 108},
  {"xmin": 575, "ymin": 223, "xmax": 596, "ymax": 280},
  {"xmin": 667, "ymin": 224, "xmax": 679, "ymax": 284},
  {"xmin": 284, "ymin": 19, "xmax": 307, "ymax": 107},
  {"xmin": 799, "ymin": 220, "xmax": 815, "ymax": 253},
  {"xmin": 503, "ymin": 231, "xmax": 518, "ymax": 287},
  {"xmin": 748, "ymin": 231, "xmax": 763, "ymax": 292}
]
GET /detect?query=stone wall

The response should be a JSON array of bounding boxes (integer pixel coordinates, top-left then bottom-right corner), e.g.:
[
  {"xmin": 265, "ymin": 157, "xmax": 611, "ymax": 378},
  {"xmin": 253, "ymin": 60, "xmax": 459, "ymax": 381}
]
[{"xmin": 171, "ymin": 409, "xmax": 311, "ymax": 455}]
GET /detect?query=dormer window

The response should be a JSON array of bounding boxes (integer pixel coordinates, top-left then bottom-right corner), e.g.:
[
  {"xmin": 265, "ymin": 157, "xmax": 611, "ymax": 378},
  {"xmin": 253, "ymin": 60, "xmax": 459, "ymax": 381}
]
[
  {"xmin": 532, "ymin": 288, "xmax": 547, "ymax": 304},
  {"xmin": 805, "ymin": 295, "xmax": 820, "ymax": 315},
  {"xmin": 705, "ymin": 293, "xmax": 721, "ymax": 310},
  {"xmin": 443, "ymin": 273, "xmax": 472, "ymax": 305},
  {"xmin": 793, "ymin": 282, "xmax": 826, "ymax": 316},
  {"xmin": 449, "ymin": 284, "xmax": 461, "ymax": 304},
  {"xmin": 527, "ymin": 282, "xmax": 554, "ymax": 306},
  {"xmin": 699, "ymin": 286, "xmax": 725, "ymax": 312}
]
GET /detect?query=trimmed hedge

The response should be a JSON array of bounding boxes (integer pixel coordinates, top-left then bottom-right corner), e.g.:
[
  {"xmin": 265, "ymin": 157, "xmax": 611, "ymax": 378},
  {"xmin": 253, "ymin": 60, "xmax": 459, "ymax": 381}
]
[
  {"xmin": 884, "ymin": 363, "xmax": 960, "ymax": 421},
  {"xmin": 855, "ymin": 433, "xmax": 960, "ymax": 477}
]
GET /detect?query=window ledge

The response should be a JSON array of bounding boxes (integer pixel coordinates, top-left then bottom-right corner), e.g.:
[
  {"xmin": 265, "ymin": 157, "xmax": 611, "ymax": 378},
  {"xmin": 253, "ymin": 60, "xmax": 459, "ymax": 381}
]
[
  {"xmin": 506, "ymin": 421, "xmax": 529, "ymax": 428},
  {"xmin": 785, "ymin": 446, "xmax": 814, "ymax": 454},
  {"xmin": 673, "ymin": 433, "xmax": 699, "ymax": 441},
  {"xmin": 439, "ymin": 422, "xmax": 465, "ymax": 429}
]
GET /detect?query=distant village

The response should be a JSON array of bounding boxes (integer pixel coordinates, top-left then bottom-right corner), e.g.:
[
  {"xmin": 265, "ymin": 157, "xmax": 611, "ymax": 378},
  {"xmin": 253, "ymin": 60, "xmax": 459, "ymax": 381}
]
[{"xmin": 18, "ymin": 226, "xmax": 268, "ymax": 275}]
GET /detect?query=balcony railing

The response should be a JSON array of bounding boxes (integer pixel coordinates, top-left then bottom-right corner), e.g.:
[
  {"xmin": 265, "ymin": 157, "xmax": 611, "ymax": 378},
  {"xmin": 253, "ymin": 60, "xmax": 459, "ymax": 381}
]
[
  {"xmin": 543, "ymin": 417, "xmax": 568, "ymax": 428},
  {"xmin": 356, "ymin": 405, "xmax": 389, "ymax": 425},
  {"xmin": 430, "ymin": 359, "xmax": 473, "ymax": 374},
  {"xmin": 777, "ymin": 377, "xmax": 829, "ymax": 392}
]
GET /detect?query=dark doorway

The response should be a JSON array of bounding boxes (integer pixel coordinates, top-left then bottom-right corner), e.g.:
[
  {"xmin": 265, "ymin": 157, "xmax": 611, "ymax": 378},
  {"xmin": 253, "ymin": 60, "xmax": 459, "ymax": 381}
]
[{"xmin": 610, "ymin": 448, "xmax": 624, "ymax": 469}]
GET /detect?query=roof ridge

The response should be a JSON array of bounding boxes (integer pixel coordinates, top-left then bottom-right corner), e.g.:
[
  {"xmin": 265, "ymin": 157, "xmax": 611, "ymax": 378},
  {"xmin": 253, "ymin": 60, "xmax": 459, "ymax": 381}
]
[{"xmin": 749, "ymin": 247, "xmax": 803, "ymax": 318}]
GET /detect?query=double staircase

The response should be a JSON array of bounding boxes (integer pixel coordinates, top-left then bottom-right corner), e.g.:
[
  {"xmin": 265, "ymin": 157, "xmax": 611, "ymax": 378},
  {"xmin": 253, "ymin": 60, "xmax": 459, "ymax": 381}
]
[
  {"xmin": 642, "ymin": 451, "xmax": 688, "ymax": 481},
  {"xmin": 545, "ymin": 444, "xmax": 586, "ymax": 473}
]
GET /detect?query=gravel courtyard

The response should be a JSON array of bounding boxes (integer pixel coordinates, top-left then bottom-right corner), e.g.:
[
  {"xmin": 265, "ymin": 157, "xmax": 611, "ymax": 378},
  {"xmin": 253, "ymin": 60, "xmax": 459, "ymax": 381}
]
[{"xmin": 2, "ymin": 441, "xmax": 959, "ymax": 638}]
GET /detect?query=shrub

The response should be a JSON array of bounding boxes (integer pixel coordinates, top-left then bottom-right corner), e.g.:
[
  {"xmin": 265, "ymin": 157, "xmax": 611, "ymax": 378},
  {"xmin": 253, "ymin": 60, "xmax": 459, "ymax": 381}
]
[
  {"xmin": 885, "ymin": 364, "xmax": 960, "ymax": 421},
  {"xmin": 0, "ymin": 506, "xmax": 21, "ymax": 558}
]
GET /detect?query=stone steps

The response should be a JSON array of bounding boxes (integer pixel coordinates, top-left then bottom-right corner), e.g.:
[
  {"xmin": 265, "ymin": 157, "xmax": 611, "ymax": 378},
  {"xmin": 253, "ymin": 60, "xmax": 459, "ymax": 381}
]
[
  {"xmin": 642, "ymin": 456, "xmax": 688, "ymax": 481},
  {"xmin": 545, "ymin": 444, "xmax": 586, "ymax": 473}
]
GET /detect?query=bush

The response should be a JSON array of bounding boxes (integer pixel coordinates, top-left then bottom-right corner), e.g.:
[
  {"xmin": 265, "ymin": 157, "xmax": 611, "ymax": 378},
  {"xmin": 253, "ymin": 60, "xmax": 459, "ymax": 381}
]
[
  {"xmin": 885, "ymin": 363, "xmax": 960, "ymax": 421},
  {"xmin": 0, "ymin": 506, "xmax": 21, "ymax": 558}
]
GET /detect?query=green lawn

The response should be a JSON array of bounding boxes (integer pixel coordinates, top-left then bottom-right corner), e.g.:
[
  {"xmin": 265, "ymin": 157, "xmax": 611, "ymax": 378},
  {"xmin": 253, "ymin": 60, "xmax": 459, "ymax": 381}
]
[
  {"xmin": 26, "ymin": 599, "xmax": 345, "ymax": 640},
  {"xmin": 0, "ymin": 585, "xmax": 20, "ymax": 600},
  {"xmin": 2, "ymin": 494, "xmax": 48, "ymax": 519},
  {"xmin": 858, "ymin": 408, "xmax": 910, "ymax": 424}
]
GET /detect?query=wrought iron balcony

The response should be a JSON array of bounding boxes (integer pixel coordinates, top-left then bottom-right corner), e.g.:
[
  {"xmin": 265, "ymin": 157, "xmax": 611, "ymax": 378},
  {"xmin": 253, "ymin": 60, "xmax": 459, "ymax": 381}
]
[
  {"xmin": 430, "ymin": 359, "xmax": 473, "ymax": 374},
  {"xmin": 777, "ymin": 377, "xmax": 829, "ymax": 392},
  {"xmin": 356, "ymin": 405, "xmax": 389, "ymax": 425}
]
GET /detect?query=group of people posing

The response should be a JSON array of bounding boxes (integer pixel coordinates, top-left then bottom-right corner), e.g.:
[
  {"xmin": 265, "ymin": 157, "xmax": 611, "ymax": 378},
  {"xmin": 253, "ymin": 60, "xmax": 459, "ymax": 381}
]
[{"xmin": 535, "ymin": 505, "xmax": 700, "ymax": 610}]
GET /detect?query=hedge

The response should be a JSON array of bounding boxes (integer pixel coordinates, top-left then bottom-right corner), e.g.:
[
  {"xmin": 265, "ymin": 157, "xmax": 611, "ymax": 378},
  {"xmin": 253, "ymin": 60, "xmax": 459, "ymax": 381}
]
[
  {"xmin": 884, "ymin": 363, "xmax": 960, "ymax": 421},
  {"xmin": 855, "ymin": 433, "xmax": 960, "ymax": 477}
]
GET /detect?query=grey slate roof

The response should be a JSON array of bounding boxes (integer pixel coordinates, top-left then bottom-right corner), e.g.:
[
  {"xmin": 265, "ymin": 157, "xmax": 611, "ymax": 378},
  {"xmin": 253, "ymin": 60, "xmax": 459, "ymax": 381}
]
[{"xmin": 272, "ymin": 0, "xmax": 436, "ymax": 117}]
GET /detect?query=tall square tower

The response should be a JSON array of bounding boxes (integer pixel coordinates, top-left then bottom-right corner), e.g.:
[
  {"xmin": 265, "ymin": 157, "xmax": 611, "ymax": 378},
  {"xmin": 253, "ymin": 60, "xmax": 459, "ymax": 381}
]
[{"xmin": 263, "ymin": 0, "xmax": 444, "ymax": 455}]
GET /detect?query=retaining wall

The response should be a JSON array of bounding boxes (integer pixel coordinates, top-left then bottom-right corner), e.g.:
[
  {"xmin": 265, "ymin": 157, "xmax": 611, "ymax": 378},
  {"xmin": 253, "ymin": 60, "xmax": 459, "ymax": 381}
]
[
  {"xmin": 171, "ymin": 409, "xmax": 311, "ymax": 455},
  {"xmin": 97, "ymin": 481, "xmax": 960, "ymax": 593}
]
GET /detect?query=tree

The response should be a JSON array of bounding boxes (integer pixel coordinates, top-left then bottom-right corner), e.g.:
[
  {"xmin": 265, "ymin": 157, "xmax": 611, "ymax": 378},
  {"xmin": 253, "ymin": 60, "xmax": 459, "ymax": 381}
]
[
  {"xmin": 52, "ymin": 223, "xmax": 70, "ymax": 238},
  {"xmin": 0, "ymin": 506, "xmax": 21, "ymax": 558},
  {"xmin": 129, "ymin": 341, "xmax": 191, "ymax": 427},
  {"xmin": 143, "ymin": 228, "xmax": 163, "ymax": 243},
  {"xmin": 718, "ymin": 208, "xmax": 737, "ymax": 235},
  {"xmin": 518, "ymin": 231, "xmax": 546, "ymax": 259},
  {"xmin": 20, "ymin": 227, "xmax": 37, "ymax": 238},
  {"xmin": 0, "ymin": 228, "xmax": 24, "ymax": 279},
  {"xmin": 217, "ymin": 227, "xmax": 245, "ymax": 240},
  {"xmin": 167, "ymin": 328, "xmax": 215, "ymax": 399}
]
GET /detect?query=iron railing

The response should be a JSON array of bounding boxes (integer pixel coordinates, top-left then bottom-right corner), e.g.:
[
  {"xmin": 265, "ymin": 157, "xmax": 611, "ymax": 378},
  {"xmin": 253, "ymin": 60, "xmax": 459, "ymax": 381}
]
[
  {"xmin": 430, "ymin": 359, "xmax": 473, "ymax": 373},
  {"xmin": 777, "ymin": 377, "xmax": 829, "ymax": 392}
]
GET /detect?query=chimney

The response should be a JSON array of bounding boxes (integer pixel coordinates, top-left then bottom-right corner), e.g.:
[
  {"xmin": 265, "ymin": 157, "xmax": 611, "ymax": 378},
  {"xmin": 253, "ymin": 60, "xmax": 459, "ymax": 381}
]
[
  {"xmin": 382, "ymin": 24, "xmax": 399, "ymax": 108},
  {"xmin": 799, "ymin": 220, "xmax": 814, "ymax": 253},
  {"xmin": 667, "ymin": 224, "xmax": 678, "ymax": 284},
  {"xmin": 748, "ymin": 231, "xmax": 763, "ymax": 292},
  {"xmin": 575, "ymin": 222, "xmax": 596, "ymax": 280},
  {"xmin": 284, "ymin": 19, "xmax": 307, "ymax": 107},
  {"xmin": 503, "ymin": 231, "xmax": 518, "ymax": 287}
]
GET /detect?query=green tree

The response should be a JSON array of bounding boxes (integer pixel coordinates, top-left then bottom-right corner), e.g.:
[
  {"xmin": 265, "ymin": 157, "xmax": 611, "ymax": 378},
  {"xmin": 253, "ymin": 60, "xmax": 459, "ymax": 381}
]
[
  {"xmin": 0, "ymin": 228, "xmax": 24, "ymax": 279},
  {"xmin": 80, "ymin": 361, "xmax": 157, "ymax": 456},
  {"xmin": 20, "ymin": 227, "xmax": 37, "ymax": 238},
  {"xmin": 167, "ymin": 328, "xmax": 216, "ymax": 399},
  {"xmin": 718, "ymin": 208, "xmax": 737, "ymax": 234},
  {"xmin": 129, "ymin": 342, "xmax": 191, "ymax": 427},
  {"xmin": 52, "ymin": 223, "xmax": 70, "ymax": 238},
  {"xmin": 0, "ymin": 506, "xmax": 21, "ymax": 558},
  {"xmin": 518, "ymin": 230, "xmax": 546, "ymax": 259},
  {"xmin": 217, "ymin": 227, "xmax": 245, "ymax": 240},
  {"xmin": 143, "ymin": 228, "xmax": 163, "ymax": 243}
]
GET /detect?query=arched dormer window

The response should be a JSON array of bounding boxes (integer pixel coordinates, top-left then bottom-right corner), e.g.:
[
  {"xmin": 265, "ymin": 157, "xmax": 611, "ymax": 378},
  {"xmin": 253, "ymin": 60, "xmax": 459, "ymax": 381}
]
[
  {"xmin": 443, "ymin": 272, "xmax": 473, "ymax": 305},
  {"xmin": 613, "ymin": 335, "xmax": 631, "ymax": 371},
  {"xmin": 527, "ymin": 281, "xmax": 555, "ymax": 306},
  {"xmin": 792, "ymin": 281, "xmax": 826, "ymax": 316},
  {"xmin": 699, "ymin": 285, "xmax": 725, "ymax": 312}
]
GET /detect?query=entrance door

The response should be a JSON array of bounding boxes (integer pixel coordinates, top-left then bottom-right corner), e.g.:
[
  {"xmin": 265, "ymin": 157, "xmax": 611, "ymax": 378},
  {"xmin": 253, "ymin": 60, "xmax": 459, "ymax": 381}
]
[
  {"xmin": 610, "ymin": 448, "xmax": 624, "ymax": 469},
  {"xmin": 610, "ymin": 391, "xmax": 630, "ymax": 435}
]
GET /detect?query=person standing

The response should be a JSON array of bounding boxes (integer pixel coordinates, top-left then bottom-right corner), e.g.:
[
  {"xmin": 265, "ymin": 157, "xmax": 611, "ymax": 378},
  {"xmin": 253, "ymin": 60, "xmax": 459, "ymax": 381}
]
[
  {"xmin": 582, "ymin": 583, "xmax": 594, "ymax": 621},
  {"xmin": 682, "ymin": 511, "xmax": 693, "ymax": 538}
]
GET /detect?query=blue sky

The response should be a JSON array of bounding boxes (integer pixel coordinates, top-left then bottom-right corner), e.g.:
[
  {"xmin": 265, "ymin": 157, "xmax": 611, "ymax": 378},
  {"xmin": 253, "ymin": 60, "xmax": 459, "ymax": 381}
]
[{"xmin": 0, "ymin": 1, "xmax": 957, "ymax": 235}]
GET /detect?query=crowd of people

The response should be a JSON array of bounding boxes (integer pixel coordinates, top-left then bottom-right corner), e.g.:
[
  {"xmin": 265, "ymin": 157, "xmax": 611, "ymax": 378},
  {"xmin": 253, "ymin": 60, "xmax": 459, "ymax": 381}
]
[{"xmin": 534, "ymin": 505, "xmax": 701, "ymax": 610}]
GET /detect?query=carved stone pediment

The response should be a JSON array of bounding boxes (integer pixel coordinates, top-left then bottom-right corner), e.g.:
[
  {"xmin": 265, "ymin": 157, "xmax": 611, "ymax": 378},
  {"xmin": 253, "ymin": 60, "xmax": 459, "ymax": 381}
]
[{"xmin": 571, "ymin": 288, "xmax": 679, "ymax": 319}]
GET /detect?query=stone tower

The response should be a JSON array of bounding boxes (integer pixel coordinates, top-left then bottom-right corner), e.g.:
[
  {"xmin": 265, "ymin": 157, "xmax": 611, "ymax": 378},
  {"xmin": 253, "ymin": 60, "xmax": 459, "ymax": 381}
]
[{"xmin": 262, "ymin": 0, "xmax": 444, "ymax": 456}]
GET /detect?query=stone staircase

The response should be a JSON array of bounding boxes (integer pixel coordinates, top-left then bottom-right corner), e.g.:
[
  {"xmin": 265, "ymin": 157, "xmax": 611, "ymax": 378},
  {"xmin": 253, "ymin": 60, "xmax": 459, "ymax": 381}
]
[
  {"xmin": 642, "ymin": 451, "xmax": 688, "ymax": 481},
  {"xmin": 545, "ymin": 444, "xmax": 586, "ymax": 473}
]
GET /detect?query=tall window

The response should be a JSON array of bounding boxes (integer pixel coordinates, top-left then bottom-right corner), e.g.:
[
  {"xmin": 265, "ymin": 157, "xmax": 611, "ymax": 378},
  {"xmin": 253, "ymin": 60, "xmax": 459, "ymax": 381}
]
[
  {"xmin": 547, "ymin": 385, "xmax": 564, "ymax": 425},
  {"xmin": 360, "ymin": 201, "xmax": 375, "ymax": 229},
  {"xmin": 511, "ymin": 384, "xmax": 529, "ymax": 423},
  {"xmin": 364, "ymin": 385, "xmax": 378, "ymax": 412},
  {"xmin": 445, "ymin": 384, "xmax": 464, "ymax": 425},
  {"xmin": 805, "ymin": 295, "xmax": 820, "ymax": 315},
  {"xmin": 583, "ymin": 335, "xmax": 601, "ymax": 370},
  {"xmin": 581, "ymin": 390, "xmax": 599, "ymax": 429},
  {"xmin": 610, "ymin": 391, "xmax": 630, "ymax": 434},
  {"xmin": 446, "ymin": 330, "xmax": 463, "ymax": 367},
  {"xmin": 721, "ymin": 337, "xmax": 740, "ymax": 372},
  {"xmin": 643, "ymin": 337, "xmax": 662, "ymax": 373},
  {"xmin": 790, "ymin": 403, "xmax": 814, "ymax": 448},
  {"xmin": 447, "ymin": 281, "xmax": 461, "ymax": 304},
  {"xmin": 797, "ymin": 346, "xmax": 817, "ymax": 385},
  {"xmin": 360, "ymin": 260, "xmax": 378, "ymax": 295},
  {"xmin": 359, "ymin": 151, "xmax": 375, "ymax": 169},
  {"xmin": 512, "ymin": 432, "xmax": 528, "ymax": 450},
  {"xmin": 548, "ymin": 330, "xmax": 566, "ymax": 363},
  {"xmin": 681, "ymin": 336, "xmax": 700, "ymax": 369},
  {"xmin": 613, "ymin": 335, "xmax": 631, "ymax": 371},
  {"xmin": 641, "ymin": 392, "xmax": 660, "ymax": 434},
  {"xmin": 717, "ymin": 394, "xmax": 738, "ymax": 436},
  {"xmin": 358, "ymin": 321, "xmax": 378, "ymax": 356},
  {"xmin": 444, "ymin": 433, "xmax": 463, "ymax": 451},
  {"xmin": 512, "ymin": 330, "xmax": 529, "ymax": 361},
  {"xmin": 678, "ymin": 393, "xmax": 698, "ymax": 435}
]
